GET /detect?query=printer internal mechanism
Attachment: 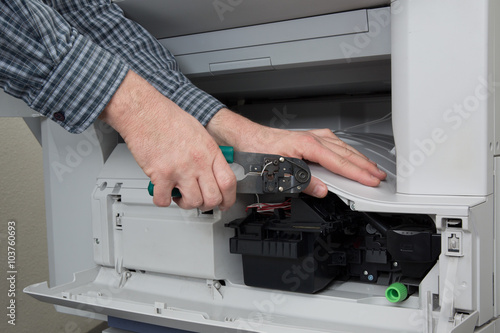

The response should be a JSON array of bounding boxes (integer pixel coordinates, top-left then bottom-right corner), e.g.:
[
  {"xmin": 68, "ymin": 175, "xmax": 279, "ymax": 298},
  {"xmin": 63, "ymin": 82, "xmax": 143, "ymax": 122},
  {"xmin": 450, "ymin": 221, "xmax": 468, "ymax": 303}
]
[{"xmin": 226, "ymin": 193, "xmax": 441, "ymax": 294}]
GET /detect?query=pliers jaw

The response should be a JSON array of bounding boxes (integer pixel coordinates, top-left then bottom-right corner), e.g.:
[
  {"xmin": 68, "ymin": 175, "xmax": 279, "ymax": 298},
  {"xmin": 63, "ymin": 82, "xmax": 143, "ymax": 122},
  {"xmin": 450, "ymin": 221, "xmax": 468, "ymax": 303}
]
[{"xmin": 233, "ymin": 152, "xmax": 311, "ymax": 195}]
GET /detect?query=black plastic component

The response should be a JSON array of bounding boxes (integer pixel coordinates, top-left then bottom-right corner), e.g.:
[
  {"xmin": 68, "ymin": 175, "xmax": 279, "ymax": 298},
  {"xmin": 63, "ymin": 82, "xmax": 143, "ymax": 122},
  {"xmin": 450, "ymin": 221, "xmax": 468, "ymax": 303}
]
[
  {"xmin": 226, "ymin": 193, "xmax": 441, "ymax": 294},
  {"xmin": 386, "ymin": 227, "xmax": 441, "ymax": 278}
]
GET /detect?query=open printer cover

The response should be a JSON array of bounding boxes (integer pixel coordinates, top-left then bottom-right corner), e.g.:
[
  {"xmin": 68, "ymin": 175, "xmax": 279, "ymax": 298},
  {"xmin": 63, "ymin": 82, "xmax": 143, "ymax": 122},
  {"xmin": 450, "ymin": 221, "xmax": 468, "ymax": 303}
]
[{"xmin": 19, "ymin": 0, "xmax": 500, "ymax": 332}]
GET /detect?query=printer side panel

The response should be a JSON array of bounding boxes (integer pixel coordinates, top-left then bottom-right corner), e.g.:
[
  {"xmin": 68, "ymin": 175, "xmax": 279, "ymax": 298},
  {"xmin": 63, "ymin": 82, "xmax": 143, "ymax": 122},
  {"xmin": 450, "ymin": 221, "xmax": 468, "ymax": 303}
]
[
  {"xmin": 41, "ymin": 119, "xmax": 117, "ymax": 286},
  {"xmin": 392, "ymin": 0, "xmax": 495, "ymax": 196}
]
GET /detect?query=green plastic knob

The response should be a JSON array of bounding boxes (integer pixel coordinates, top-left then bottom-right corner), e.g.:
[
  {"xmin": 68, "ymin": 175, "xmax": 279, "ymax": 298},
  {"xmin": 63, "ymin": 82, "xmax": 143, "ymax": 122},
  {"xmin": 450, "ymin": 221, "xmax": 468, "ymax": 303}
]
[{"xmin": 385, "ymin": 282, "xmax": 408, "ymax": 303}]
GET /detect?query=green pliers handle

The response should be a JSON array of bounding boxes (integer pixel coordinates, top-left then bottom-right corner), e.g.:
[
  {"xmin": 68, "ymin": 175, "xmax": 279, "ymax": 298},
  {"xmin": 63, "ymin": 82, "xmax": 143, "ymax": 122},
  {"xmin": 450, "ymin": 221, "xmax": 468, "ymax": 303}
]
[{"xmin": 148, "ymin": 146, "xmax": 234, "ymax": 197}]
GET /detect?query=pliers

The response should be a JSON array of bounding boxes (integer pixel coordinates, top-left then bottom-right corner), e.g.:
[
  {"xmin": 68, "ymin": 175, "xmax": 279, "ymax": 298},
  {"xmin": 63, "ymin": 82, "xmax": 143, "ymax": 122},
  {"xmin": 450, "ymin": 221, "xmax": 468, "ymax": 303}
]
[{"xmin": 148, "ymin": 146, "xmax": 311, "ymax": 197}]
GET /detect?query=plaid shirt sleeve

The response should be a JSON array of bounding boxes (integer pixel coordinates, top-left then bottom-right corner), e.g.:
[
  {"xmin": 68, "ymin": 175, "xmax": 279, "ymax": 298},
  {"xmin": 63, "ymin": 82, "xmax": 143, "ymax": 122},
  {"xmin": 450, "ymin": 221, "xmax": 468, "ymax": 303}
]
[
  {"xmin": 0, "ymin": 0, "xmax": 129, "ymax": 133},
  {"xmin": 43, "ymin": 0, "xmax": 226, "ymax": 127}
]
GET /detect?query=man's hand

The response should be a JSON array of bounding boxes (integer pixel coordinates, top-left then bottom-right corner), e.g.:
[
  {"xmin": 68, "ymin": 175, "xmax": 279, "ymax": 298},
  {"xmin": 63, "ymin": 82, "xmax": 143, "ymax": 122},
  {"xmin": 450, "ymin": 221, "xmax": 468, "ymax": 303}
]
[
  {"xmin": 99, "ymin": 71, "xmax": 236, "ymax": 210},
  {"xmin": 206, "ymin": 108, "xmax": 386, "ymax": 198}
]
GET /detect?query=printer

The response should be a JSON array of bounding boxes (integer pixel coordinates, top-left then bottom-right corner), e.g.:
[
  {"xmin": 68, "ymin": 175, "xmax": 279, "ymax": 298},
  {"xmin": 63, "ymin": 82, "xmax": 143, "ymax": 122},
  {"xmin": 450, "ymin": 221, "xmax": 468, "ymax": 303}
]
[{"xmin": 3, "ymin": 0, "xmax": 498, "ymax": 332}]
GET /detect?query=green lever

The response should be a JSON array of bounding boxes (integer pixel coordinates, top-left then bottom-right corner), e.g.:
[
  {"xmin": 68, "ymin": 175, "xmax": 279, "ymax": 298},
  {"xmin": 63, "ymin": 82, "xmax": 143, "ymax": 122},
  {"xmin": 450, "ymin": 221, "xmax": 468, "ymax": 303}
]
[{"xmin": 148, "ymin": 146, "xmax": 234, "ymax": 197}]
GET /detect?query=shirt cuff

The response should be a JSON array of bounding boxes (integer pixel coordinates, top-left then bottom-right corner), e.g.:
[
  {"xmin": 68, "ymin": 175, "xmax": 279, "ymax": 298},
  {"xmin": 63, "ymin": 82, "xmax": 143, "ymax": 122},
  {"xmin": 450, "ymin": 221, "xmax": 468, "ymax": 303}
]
[
  {"xmin": 145, "ymin": 69, "xmax": 226, "ymax": 126},
  {"xmin": 170, "ymin": 81, "xmax": 226, "ymax": 126},
  {"xmin": 30, "ymin": 34, "xmax": 129, "ymax": 134}
]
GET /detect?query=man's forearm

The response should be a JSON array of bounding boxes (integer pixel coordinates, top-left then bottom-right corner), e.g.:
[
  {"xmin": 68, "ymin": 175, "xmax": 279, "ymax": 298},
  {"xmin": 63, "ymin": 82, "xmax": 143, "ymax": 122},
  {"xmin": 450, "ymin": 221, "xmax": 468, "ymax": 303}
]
[
  {"xmin": 0, "ymin": 0, "xmax": 128, "ymax": 134},
  {"xmin": 47, "ymin": 0, "xmax": 225, "ymax": 126},
  {"xmin": 207, "ymin": 107, "xmax": 387, "ymax": 195},
  {"xmin": 206, "ymin": 108, "xmax": 274, "ymax": 152},
  {"xmin": 207, "ymin": 108, "xmax": 312, "ymax": 160}
]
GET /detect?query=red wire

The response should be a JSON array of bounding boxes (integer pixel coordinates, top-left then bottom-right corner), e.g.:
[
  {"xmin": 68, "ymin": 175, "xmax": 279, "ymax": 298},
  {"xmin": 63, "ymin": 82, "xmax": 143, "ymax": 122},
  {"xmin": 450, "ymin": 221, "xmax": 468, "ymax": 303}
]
[{"xmin": 246, "ymin": 199, "xmax": 292, "ymax": 213}]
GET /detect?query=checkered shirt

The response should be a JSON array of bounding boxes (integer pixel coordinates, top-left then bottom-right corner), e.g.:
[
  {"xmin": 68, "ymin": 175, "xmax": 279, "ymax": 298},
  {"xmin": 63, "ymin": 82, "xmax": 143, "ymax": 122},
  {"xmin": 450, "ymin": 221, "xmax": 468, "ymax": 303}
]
[{"xmin": 0, "ymin": 0, "xmax": 225, "ymax": 133}]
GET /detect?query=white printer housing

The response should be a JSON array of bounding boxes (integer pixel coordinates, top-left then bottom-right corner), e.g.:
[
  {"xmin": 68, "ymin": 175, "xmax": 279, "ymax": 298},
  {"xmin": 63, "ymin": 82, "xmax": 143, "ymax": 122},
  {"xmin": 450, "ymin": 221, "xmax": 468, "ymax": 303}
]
[{"xmin": 1, "ymin": 0, "xmax": 496, "ymax": 332}]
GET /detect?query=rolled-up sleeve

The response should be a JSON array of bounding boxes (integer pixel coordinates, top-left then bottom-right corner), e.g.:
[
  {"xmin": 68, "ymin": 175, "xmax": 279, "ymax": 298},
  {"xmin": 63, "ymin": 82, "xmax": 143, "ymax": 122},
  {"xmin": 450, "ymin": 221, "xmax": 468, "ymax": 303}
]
[
  {"xmin": 44, "ymin": 0, "xmax": 226, "ymax": 126},
  {"xmin": 0, "ymin": 0, "xmax": 129, "ymax": 133}
]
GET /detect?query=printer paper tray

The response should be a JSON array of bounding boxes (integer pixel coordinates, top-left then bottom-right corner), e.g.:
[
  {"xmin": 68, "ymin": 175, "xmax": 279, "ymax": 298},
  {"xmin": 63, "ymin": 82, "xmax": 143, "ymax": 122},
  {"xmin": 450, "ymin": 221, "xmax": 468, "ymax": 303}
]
[
  {"xmin": 25, "ymin": 266, "xmax": 428, "ymax": 333},
  {"xmin": 318, "ymin": 133, "xmax": 486, "ymax": 216}
]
